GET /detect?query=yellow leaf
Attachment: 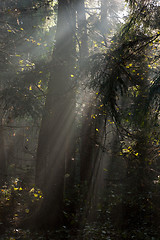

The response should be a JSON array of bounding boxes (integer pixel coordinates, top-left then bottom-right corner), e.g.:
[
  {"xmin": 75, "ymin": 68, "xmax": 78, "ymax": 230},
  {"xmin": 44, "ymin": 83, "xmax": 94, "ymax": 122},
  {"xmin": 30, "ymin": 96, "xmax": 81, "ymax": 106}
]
[
  {"xmin": 19, "ymin": 187, "xmax": 22, "ymax": 191},
  {"xmin": 25, "ymin": 209, "xmax": 29, "ymax": 213},
  {"xmin": 34, "ymin": 193, "xmax": 38, "ymax": 198},
  {"xmin": 20, "ymin": 28, "xmax": 24, "ymax": 31},
  {"xmin": 71, "ymin": 74, "xmax": 74, "ymax": 77},
  {"xmin": 65, "ymin": 173, "xmax": 70, "ymax": 178},
  {"xmin": 37, "ymin": 43, "xmax": 41, "ymax": 46},
  {"xmin": 96, "ymin": 128, "xmax": 99, "ymax": 132},
  {"xmin": 122, "ymin": 149, "xmax": 129, "ymax": 153},
  {"xmin": 30, "ymin": 188, "xmax": 34, "ymax": 192},
  {"xmin": 7, "ymin": 30, "xmax": 12, "ymax": 32},
  {"xmin": 29, "ymin": 86, "xmax": 32, "ymax": 91}
]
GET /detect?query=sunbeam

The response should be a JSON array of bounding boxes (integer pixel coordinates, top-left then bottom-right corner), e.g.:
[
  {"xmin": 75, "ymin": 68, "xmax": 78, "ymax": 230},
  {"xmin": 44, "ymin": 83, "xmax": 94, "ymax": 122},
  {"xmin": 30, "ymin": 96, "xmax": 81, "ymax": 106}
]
[{"xmin": 0, "ymin": 0, "xmax": 160, "ymax": 239}]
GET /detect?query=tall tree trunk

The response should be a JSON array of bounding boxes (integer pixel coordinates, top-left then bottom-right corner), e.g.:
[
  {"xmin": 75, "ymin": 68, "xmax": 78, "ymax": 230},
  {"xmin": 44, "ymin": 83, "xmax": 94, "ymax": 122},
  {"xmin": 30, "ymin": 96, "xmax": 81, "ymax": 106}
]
[
  {"xmin": 74, "ymin": 0, "xmax": 94, "ymax": 184},
  {"xmin": 101, "ymin": 0, "xmax": 108, "ymax": 35},
  {"xmin": 76, "ymin": 0, "xmax": 88, "ymax": 69},
  {"xmin": 35, "ymin": 0, "xmax": 76, "ymax": 227},
  {"xmin": 0, "ymin": 122, "xmax": 6, "ymax": 186},
  {"xmin": 80, "ymin": 107, "xmax": 94, "ymax": 182}
]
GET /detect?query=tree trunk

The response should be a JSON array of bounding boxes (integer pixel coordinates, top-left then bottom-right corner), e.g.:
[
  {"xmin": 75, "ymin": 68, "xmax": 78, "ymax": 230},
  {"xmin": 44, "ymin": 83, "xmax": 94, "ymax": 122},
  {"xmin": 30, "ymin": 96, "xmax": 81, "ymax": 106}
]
[
  {"xmin": 0, "ymin": 124, "xmax": 6, "ymax": 186},
  {"xmin": 76, "ymin": 0, "xmax": 88, "ymax": 69},
  {"xmin": 74, "ymin": 0, "xmax": 94, "ymax": 183},
  {"xmin": 35, "ymin": 0, "xmax": 76, "ymax": 228},
  {"xmin": 80, "ymin": 107, "xmax": 94, "ymax": 182},
  {"xmin": 101, "ymin": 0, "xmax": 108, "ymax": 35}
]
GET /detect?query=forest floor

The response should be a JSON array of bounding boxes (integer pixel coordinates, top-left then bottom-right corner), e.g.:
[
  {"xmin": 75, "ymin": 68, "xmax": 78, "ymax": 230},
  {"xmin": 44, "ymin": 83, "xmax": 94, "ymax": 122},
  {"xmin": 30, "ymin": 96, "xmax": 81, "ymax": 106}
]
[{"xmin": 0, "ymin": 166, "xmax": 160, "ymax": 240}]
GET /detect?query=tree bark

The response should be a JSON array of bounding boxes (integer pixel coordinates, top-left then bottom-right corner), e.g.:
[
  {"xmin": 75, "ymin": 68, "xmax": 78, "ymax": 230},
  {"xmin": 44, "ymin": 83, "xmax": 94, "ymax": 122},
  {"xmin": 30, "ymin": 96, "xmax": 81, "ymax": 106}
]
[
  {"xmin": 76, "ymin": 0, "xmax": 88, "ymax": 69},
  {"xmin": 0, "ymin": 125, "xmax": 6, "ymax": 186},
  {"xmin": 35, "ymin": 0, "xmax": 76, "ymax": 227},
  {"xmin": 101, "ymin": 0, "xmax": 108, "ymax": 35}
]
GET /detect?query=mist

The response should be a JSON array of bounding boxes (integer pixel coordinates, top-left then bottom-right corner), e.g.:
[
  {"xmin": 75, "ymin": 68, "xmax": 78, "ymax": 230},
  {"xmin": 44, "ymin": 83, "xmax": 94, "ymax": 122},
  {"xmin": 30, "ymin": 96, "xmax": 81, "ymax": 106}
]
[{"xmin": 0, "ymin": 0, "xmax": 160, "ymax": 239}]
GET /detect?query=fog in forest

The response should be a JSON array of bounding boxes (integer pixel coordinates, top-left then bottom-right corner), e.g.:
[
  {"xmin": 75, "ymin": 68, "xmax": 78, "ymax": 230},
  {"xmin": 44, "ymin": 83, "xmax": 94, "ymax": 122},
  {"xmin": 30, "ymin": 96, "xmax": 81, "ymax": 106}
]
[{"xmin": 0, "ymin": 0, "xmax": 160, "ymax": 239}]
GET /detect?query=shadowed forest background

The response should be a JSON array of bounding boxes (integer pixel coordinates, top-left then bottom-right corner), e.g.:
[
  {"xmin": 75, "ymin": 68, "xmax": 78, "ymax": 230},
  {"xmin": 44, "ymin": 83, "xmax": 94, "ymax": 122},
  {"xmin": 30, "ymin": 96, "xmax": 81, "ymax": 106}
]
[{"xmin": 0, "ymin": 0, "xmax": 160, "ymax": 239}]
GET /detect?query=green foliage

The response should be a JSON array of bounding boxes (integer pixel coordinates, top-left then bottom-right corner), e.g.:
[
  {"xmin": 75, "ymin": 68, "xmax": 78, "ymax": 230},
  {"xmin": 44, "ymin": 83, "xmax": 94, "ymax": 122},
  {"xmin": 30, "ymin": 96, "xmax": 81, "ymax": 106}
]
[
  {"xmin": 0, "ymin": 0, "xmax": 57, "ymax": 122},
  {"xmin": 0, "ymin": 61, "xmax": 50, "ymax": 120},
  {"xmin": 88, "ymin": 0, "xmax": 160, "ymax": 125},
  {"xmin": 84, "ymin": 2, "xmax": 160, "ymax": 239},
  {"xmin": 0, "ymin": 177, "xmax": 43, "ymax": 233}
]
